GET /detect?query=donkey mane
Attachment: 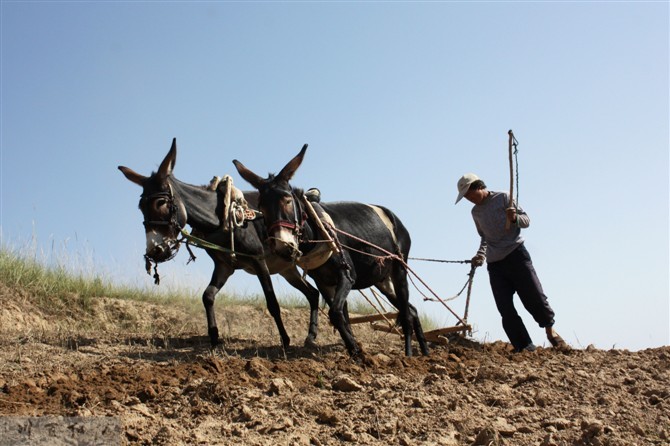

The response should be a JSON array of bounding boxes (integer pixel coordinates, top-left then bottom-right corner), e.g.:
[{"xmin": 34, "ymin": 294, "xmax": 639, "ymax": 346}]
[{"xmin": 292, "ymin": 186, "xmax": 305, "ymax": 197}]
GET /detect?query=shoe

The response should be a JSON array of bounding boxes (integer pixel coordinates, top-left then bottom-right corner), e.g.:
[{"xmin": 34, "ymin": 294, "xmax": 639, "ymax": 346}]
[
  {"xmin": 516, "ymin": 343, "xmax": 536, "ymax": 353},
  {"xmin": 547, "ymin": 332, "xmax": 570, "ymax": 350}
]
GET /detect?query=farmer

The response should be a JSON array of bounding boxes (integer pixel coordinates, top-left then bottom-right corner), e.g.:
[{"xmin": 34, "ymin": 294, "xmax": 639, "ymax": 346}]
[{"xmin": 455, "ymin": 173, "xmax": 568, "ymax": 352}]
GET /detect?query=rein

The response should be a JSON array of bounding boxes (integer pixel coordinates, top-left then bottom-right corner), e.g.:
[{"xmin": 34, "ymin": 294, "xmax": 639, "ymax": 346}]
[
  {"xmin": 179, "ymin": 229, "xmax": 266, "ymax": 260},
  {"xmin": 329, "ymin": 225, "xmax": 471, "ymax": 325}
]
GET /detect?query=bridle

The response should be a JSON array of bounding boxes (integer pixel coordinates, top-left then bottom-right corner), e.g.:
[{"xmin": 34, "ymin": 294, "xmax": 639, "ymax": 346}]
[
  {"xmin": 260, "ymin": 186, "xmax": 310, "ymax": 261},
  {"xmin": 264, "ymin": 187, "xmax": 308, "ymax": 238},
  {"xmin": 141, "ymin": 193, "xmax": 178, "ymax": 228},
  {"xmin": 140, "ymin": 184, "xmax": 185, "ymax": 264}
]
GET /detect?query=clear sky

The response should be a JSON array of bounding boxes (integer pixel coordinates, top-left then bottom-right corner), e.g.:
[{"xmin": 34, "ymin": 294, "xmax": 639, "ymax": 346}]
[{"xmin": 1, "ymin": 1, "xmax": 667, "ymax": 352}]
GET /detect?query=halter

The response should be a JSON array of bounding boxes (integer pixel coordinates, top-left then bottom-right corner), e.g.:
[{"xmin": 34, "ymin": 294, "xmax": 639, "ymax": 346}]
[
  {"xmin": 265, "ymin": 187, "xmax": 308, "ymax": 237},
  {"xmin": 140, "ymin": 183, "xmax": 185, "ymax": 268},
  {"xmin": 140, "ymin": 183, "xmax": 182, "ymax": 231}
]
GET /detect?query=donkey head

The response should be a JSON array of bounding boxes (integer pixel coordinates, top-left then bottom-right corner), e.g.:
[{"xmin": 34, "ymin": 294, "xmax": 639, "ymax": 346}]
[
  {"xmin": 233, "ymin": 144, "xmax": 308, "ymax": 261},
  {"xmin": 118, "ymin": 138, "xmax": 187, "ymax": 263}
]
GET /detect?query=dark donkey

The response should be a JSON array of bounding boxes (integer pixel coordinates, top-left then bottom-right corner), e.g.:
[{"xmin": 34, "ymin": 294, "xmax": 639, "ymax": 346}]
[
  {"xmin": 118, "ymin": 139, "xmax": 321, "ymax": 348},
  {"xmin": 233, "ymin": 145, "xmax": 429, "ymax": 357}
]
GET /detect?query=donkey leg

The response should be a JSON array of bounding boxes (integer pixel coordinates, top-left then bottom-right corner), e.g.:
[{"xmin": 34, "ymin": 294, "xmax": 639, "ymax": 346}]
[
  {"xmin": 375, "ymin": 279, "xmax": 414, "ymax": 357},
  {"xmin": 409, "ymin": 303, "xmax": 430, "ymax": 356},
  {"xmin": 393, "ymin": 261, "xmax": 429, "ymax": 356},
  {"xmin": 321, "ymin": 274, "xmax": 360, "ymax": 357},
  {"xmin": 280, "ymin": 267, "xmax": 321, "ymax": 347},
  {"xmin": 203, "ymin": 262, "xmax": 235, "ymax": 347},
  {"xmin": 253, "ymin": 260, "xmax": 291, "ymax": 349}
]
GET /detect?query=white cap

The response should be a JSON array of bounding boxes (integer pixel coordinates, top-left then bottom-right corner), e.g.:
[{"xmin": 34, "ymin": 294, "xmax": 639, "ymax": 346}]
[{"xmin": 455, "ymin": 173, "xmax": 480, "ymax": 204}]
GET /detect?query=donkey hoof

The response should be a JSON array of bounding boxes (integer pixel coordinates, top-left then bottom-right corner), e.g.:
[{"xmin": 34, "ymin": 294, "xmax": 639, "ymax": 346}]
[
  {"xmin": 281, "ymin": 336, "xmax": 291, "ymax": 350},
  {"xmin": 208, "ymin": 327, "xmax": 220, "ymax": 347},
  {"xmin": 304, "ymin": 336, "xmax": 319, "ymax": 350},
  {"xmin": 208, "ymin": 335, "xmax": 221, "ymax": 348},
  {"xmin": 348, "ymin": 345, "xmax": 367, "ymax": 363},
  {"xmin": 209, "ymin": 338, "xmax": 223, "ymax": 350}
]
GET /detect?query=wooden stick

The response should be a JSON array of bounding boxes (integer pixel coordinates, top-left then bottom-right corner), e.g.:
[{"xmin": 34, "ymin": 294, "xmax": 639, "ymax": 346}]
[
  {"xmin": 370, "ymin": 323, "xmax": 403, "ymax": 336},
  {"xmin": 423, "ymin": 325, "xmax": 472, "ymax": 337},
  {"xmin": 463, "ymin": 266, "xmax": 475, "ymax": 323},
  {"xmin": 422, "ymin": 335, "xmax": 450, "ymax": 346},
  {"xmin": 348, "ymin": 312, "xmax": 398, "ymax": 325},
  {"xmin": 370, "ymin": 323, "xmax": 467, "ymax": 345},
  {"xmin": 301, "ymin": 195, "xmax": 340, "ymax": 253},
  {"xmin": 505, "ymin": 129, "xmax": 515, "ymax": 230}
]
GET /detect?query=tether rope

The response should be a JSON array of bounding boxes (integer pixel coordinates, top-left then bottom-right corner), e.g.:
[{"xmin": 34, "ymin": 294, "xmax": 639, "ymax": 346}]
[
  {"xmin": 357, "ymin": 289, "xmax": 396, "ymax": 328},
  {"xmin": 179, "ymin": 197, "xmax": 476, "ymax": 328},
  {"xmin": 326, "ymin": 226, "xmax": 471, "ymax": 326},
  {"xmin": 179, "ymin": 229, "xmax": 266, "ymax": 260},
  {"xmin": 408, "ymin": 257, "xmax": 471, "ymax": 264},
  {"xmin": 408, "ymin": 266, "xmax": 475, "ymax": 304}
]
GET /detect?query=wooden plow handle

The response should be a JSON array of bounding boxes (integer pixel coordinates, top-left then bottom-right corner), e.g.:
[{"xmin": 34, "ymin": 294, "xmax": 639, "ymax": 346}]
[{"xmin": 505, "ymin": 129, "xmax": 515, "ymax": 230}]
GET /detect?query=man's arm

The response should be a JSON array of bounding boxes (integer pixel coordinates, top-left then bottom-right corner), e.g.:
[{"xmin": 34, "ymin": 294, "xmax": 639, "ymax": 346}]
[
  {"xmin": 507, "ymin": 198, "xmax": 530, "ymax": 228},
  {"xmin": 473, "ymin": 220, "xmax": 487, "ymax": 266}
]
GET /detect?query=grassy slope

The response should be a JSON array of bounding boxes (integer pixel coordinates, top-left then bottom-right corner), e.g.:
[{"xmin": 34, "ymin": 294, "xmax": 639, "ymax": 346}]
[{"xmin": 0, "ymin": 246, "xmax": 430, "ymax": 337}]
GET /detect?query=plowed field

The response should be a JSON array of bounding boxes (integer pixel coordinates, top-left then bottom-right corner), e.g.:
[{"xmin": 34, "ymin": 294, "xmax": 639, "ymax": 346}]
[{"xmin": 1, "ymin": 283, "xmax": 668, "ymax": 445}]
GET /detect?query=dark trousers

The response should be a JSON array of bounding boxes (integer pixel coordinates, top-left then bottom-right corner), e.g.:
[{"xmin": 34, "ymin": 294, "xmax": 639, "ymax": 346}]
[{"xmin": 487, "ymin": 244, "xmax": 555, "ymax": 351}]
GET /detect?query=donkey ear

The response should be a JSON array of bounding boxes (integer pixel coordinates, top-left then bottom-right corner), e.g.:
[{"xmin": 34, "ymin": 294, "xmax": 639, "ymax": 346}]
[
  {"xmin": 233, "ymin": 159, "xmax": 265, "ymax": 189},
  {"xmin": 277, "ymin": 144, "xmax": 308, "ymax": 182},
  {"xmin": 157, "ymin": 138, "xmax": 177, "ymax": 180},
  {"xmin": 118, "ymin": 166, "xmax": 146, "ymax": 186}
]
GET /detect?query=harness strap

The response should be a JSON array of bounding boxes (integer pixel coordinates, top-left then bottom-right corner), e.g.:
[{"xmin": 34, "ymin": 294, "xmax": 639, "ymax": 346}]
[{"xmin": 180, "ymin": 229, "xmax": 266, "ymax": 260}]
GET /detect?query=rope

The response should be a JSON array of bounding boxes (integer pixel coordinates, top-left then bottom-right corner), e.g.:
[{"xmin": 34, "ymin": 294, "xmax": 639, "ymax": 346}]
[
  {"xmin": 408, "ymin": 257, "xmax": 471, "ymax": 264},
  {"xmin": 369, "ymin": 287, "xmax": 391, "ymax": 313},
  {"xmin": 425, "ymin": 266, "xmax": 475, "ymax": 303},
  {"xmin": 357, "ymin": 289, "xmax": 396, "ymax": 329},
  {"xmin": 179, "ymin": 229, "xmax": 266, "ymax": 260},
  {"xmin": 325, "ymin": 226, "xmax": 471, "ymax": 326}
]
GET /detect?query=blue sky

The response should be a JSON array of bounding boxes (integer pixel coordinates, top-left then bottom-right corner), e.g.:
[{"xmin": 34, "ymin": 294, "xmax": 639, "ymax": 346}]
[{"xmin": 1, "ymin": 1, "xmax": 667, "ymax": 351}]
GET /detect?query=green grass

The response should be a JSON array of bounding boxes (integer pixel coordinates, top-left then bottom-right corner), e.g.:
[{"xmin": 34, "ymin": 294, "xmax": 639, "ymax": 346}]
[
  {"xmin": 1, "ymin": 247, "xmax": 160, "ymax": 302},
  {"xmin": 0, "ymin": 243, "xmax": 205, "ymax": 319},
  {"xmin": 0, "ymin": 243, "xmax": 436, "ymax": 331}
]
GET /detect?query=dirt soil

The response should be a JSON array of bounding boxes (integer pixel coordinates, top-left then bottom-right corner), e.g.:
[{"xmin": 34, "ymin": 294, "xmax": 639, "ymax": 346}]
[{"xmin": 0, "ymin": 282, "xmax": 668, "ymax": 445}]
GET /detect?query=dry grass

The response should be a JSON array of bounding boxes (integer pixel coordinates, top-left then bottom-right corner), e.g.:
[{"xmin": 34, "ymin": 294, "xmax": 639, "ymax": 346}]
[{"xmin": 0, "ymin": 241, "xmax": 436, "ymax": 345}]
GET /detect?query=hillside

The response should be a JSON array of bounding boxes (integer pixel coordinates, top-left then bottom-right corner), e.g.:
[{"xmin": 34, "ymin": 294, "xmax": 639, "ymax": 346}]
[{"xmin": 0, "ymin": 280, "xmax": 668, "ymax": 445}]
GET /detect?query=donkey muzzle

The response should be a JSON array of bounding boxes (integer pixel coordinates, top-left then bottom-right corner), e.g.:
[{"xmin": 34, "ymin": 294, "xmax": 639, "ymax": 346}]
[
  {"xmin": 268, "ymin": 236, "xmax": 302, "ymax": 262},
  {"xmin": 146, "ymin": 243, "xmax": 173, "ymax": 263}
]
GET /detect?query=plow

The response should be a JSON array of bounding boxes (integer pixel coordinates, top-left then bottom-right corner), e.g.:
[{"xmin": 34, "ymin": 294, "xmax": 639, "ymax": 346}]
[{"xmin": 348, "ymin": 261, "xmax": 476, "ymax": 347}]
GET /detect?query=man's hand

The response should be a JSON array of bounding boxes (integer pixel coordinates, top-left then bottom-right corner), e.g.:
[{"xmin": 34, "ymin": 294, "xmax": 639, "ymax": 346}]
[
  {"xmin": 471, "ymin": 254, "xmax": 485, "ymax": 267},
  {"xmin": 506, "ymin": 207, "xmax": 517, "ymax": 224}
]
